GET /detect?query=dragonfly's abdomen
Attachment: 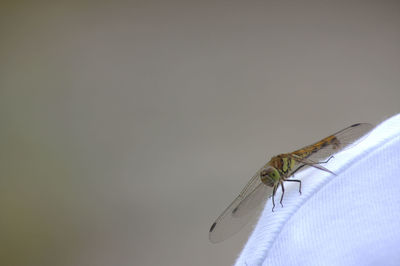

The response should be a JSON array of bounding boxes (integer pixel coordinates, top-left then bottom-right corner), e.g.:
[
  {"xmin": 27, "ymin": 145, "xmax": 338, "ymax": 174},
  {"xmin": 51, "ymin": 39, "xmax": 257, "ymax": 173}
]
[{"xmin": 293, "ymin": 135, "xmax": 340, "ymax": 159}]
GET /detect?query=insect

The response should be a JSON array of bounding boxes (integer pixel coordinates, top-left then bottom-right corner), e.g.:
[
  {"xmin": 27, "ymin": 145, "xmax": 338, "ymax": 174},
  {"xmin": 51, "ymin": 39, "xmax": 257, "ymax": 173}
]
[{"xmin": 209, "ymin": 123, "xmax": 373, "ymax": 243}]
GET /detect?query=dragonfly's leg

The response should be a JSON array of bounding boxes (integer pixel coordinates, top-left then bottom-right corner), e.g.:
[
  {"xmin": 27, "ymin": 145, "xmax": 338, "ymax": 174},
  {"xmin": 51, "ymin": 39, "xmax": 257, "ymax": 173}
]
[
  {"xmin": 319, "ymin": 156, "xmax": 334, "ymax": 164},
  {"xmin": 279, "ymin": 181, "xmax": 285, "ymax": 207},
  {"xmin": 285, "ymin": 179, "xmax": 302, "ymax": 194},
  {"xmin": 290, "ymin": 156, "xmax": 334, "ymax": 179},
  {"xmin": 271, "ymin": 185, "xmax": 278, "ymax": 212}
]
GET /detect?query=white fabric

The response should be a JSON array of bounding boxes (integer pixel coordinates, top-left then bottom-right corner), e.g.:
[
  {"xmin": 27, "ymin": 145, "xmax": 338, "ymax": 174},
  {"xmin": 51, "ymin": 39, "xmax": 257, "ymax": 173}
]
[{"xmin": 236, "ymin": 114, "xmax": 400, "ymax": 266}]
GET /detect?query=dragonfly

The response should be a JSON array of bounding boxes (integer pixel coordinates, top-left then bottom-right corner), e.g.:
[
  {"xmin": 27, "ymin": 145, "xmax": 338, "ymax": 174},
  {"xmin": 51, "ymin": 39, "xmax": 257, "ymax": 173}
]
[{"xmin": 209, "ymin": 123, "xmax": 373, "ymax": 243}]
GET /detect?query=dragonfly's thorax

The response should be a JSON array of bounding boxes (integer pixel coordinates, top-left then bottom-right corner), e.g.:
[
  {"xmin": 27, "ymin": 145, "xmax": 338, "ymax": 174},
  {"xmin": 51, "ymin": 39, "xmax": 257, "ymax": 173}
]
[
  {"xmin": 260, "ymin": 167, "xmax": 280, "ymax": 187},
  {"xmin": 269, "ymin": 155, "xmax": 297, "ymax": 176}
]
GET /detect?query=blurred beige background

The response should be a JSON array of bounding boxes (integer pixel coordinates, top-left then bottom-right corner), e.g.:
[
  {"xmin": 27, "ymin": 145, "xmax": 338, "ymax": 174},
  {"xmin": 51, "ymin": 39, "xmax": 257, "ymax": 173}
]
[{"xmin": 1, "ymin": 1, "xmax": 399, "ymax": 266}]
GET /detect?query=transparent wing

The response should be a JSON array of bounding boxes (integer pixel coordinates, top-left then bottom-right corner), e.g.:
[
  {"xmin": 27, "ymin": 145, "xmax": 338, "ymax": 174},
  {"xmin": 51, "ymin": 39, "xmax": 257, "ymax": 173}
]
[
  {"xmin": 209, "ymin": 166, "xmax": 273, "ymax": 243},
  {"xmin": 296, "ymin": 123, "xmax": 373, "ymax": 163},
  {"xmin": 232, "ymin": 183, "xmax": 272, "ymax": 217}
]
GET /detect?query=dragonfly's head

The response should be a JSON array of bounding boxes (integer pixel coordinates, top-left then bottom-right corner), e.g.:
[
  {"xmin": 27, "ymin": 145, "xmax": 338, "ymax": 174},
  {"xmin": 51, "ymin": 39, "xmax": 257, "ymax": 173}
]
[{"xmin": 260, "ymin": 167, "xmax": 280, "ymax": 187}]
